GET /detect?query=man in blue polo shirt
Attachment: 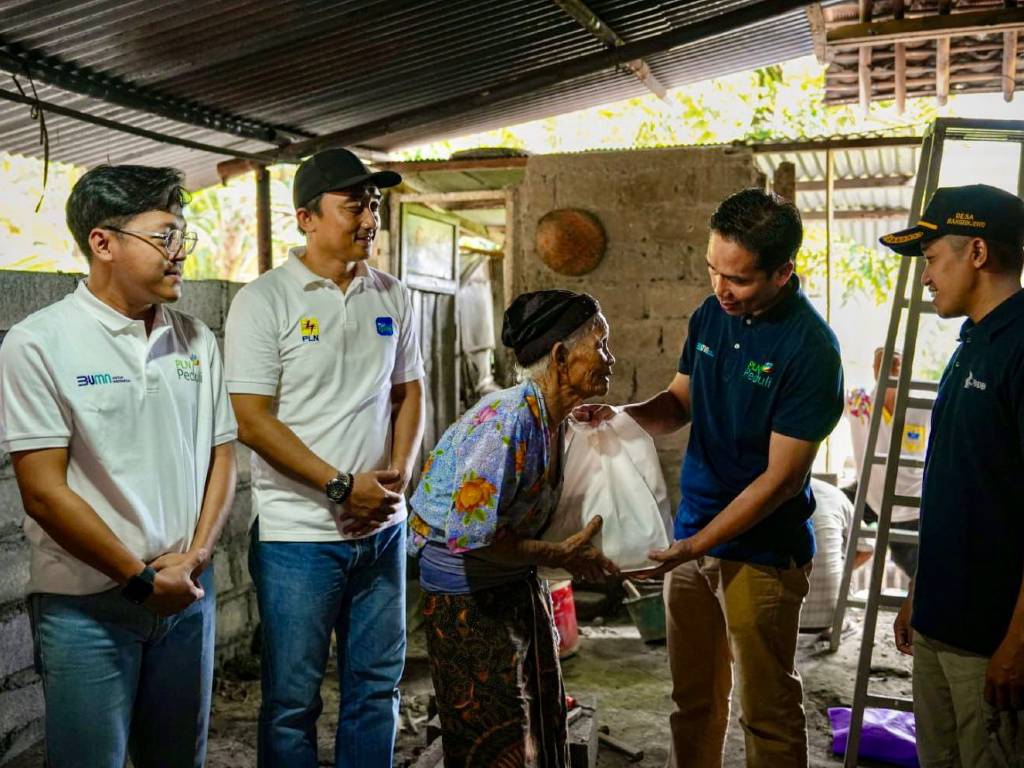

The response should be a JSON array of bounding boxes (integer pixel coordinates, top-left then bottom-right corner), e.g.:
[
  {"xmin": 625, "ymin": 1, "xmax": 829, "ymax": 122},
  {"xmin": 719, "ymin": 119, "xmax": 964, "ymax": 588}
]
[
  {"xmin": 884, "ymin": 184, "xmax": 1024, "ymax": 768},
  {"xmin": 579, "ymin": 188, "xmax": 843, "ymax": 768}
]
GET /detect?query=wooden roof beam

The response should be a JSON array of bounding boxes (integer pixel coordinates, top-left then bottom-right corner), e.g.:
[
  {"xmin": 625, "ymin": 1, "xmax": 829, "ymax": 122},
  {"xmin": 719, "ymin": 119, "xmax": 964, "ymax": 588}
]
[
  {"xmin": 858, "ymin": 0, "xmax": 874, "ymax": 113},
  {"xmin": 797, "ymin": 174, "xmax": 913, "ymax": 191},
  {"xmin": 803, "ymin": 208, "xmax": 909, "ymax": 220},
  {"xmin": 894, "ymin": 0, "xmax": 907, "ymax": 113},
  {"xmin": 552, "ymin": 0, "xmax": 668, "ymax": 101},
  {"xmin": 936, "ymin": 0, "xmax": 952, "ymax": 105},
  {"xmin": 1005, "ymin": 0, "xmax": 1020, "ymax": 101},
  {"xmin": 827, "ymin": 7, "xmax": 1024, "ymax": 48},
  {"xmin": 807, "ymin": 4, "xmax": 832, "ymax": 63}
]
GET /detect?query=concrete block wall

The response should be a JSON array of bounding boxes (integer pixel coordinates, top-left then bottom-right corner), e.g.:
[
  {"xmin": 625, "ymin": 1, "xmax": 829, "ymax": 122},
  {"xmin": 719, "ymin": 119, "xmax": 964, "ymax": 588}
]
[
  {"xmin": 0, "ymin": 272, "xmax": 257, "ymax": 764},
  {"xmin": 512, "ymin": 147, "xmax": 762, "ymax": 503}
]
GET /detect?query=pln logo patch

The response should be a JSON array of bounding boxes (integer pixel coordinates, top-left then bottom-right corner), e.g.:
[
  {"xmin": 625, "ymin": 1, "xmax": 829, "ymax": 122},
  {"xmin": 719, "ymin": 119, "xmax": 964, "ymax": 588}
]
[
  {"xmin": 376, "ymin": 316, "xmax": 394, "ymax": 336},
  {"xmin": 175, "ymin": 354, "xmax": 203, "ymax": 383},
  {"xmin": 300, "ymin": 317, "xmax": 320, "ymax": 344},
  {"xmin": 902, "ymin": 422, "xmax": 927, "ymax": 454}
]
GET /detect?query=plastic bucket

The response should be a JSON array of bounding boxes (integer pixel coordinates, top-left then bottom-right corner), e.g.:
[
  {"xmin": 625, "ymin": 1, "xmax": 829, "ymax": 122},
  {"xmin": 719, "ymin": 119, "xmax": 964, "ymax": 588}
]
[
  {"xmin": 549, "ymin": 580, "xmax": 580, "ymax": 658},
  {"xmin": 624, "ymin": 591, "xmax": 666, "ymax": 643}
]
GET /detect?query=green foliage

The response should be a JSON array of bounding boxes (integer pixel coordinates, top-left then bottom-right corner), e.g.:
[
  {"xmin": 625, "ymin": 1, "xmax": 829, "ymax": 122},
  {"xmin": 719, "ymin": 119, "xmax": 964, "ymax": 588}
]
[
  {"xmin": 185, "ymin": 165, "xmax": 303, "ymax": 283},
  {"xmin": 798, "ymin": 224, "xmax": 901, "ymax": 307},
  {"xmin": 0, "ymin": 153, "xmax": 86, "ymax": 273}
]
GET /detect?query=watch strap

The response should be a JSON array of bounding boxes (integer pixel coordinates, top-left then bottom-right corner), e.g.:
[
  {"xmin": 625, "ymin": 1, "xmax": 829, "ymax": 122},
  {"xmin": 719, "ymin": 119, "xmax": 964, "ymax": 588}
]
[{"xmin": 121, "ymin": 565, "xmax": 157, "ymax": 605}]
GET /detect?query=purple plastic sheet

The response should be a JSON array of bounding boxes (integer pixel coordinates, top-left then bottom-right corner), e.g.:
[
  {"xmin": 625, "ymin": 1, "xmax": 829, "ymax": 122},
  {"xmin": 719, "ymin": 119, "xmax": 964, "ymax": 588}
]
[{"xmin": 829, "ymin": 706, "xmax": 919, "ymax": 768}]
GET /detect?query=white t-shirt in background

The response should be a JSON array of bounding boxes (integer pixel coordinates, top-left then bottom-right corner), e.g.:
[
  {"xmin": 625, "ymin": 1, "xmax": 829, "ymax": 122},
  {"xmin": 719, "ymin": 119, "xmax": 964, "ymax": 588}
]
[{"xmin": 845, "ymin": 387, "xmax": 928, "ymax": 524}]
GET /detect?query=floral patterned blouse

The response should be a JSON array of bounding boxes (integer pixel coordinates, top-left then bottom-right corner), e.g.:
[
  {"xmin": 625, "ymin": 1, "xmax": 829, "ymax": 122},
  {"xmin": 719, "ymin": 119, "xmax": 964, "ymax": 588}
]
[{"xmin": 408, "ymin": 380, "xmax": 561, "ymax": 555}]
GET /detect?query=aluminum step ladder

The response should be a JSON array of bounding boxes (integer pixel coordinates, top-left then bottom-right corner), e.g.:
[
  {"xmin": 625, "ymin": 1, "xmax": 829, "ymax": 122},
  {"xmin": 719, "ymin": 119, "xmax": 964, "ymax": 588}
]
[{"xmin": 827, "ymin": 117, "xmax": 1024, "ymax": 768}]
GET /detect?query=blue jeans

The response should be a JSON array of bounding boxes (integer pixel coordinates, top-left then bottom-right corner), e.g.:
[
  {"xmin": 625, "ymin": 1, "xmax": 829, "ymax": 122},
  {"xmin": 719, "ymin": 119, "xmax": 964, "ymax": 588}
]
[
  {"xmin": 28, "ymin": 567, "xmax": 216, "ymax": 768},
  {"xmin": 249, "ymin": 521, "xmax": 406, "ymax": 768}
]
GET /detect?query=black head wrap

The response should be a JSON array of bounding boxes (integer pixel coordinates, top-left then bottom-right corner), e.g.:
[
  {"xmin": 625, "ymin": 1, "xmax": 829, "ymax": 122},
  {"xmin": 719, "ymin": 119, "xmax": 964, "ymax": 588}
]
[{"xmin": 501, "ymin": 290, "xmax": 600, "ymax": 366}]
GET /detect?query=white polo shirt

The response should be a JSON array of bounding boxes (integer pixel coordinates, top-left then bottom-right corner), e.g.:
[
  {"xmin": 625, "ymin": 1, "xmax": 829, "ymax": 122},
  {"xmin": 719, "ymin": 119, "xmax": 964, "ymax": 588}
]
[
  {"xmin": 224, "ymin": 248, "xmax": 424, "ymax": 542},
  {"xmin": 0, "ymin": 282, "xmax": 237, "ymax": 595}
]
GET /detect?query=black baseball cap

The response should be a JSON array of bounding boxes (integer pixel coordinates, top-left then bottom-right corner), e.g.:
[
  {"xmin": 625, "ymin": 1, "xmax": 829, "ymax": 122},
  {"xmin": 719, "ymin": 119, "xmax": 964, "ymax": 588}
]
[
  {"xmin": 292, "ymin": 148, "xmax": 402, "ymax": 209},
  {"xmin": 879, "ymin": 184, "xmax": 1024, "ymax": 256}
]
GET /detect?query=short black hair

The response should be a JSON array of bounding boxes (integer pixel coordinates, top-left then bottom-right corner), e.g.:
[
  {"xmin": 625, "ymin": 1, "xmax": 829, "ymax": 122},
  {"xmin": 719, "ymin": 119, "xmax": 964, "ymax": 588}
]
[
  {"xmin": 945, "ymin": 235, "xmax": 1024, "ymax": 275},
  {"xmin": 710, "ymin": 188, "xmax": 803, "ymax": 274},
  {"xmin": 296, "ymin": 193, "xmax": 324, "ymax": 235},
  {"xmin": 66, "ymin": 165, "xmax": 190, "ymax": 260},
  {"xmin": 985, "ymin": 238, "xmax": 1024, "ymax": 275}
]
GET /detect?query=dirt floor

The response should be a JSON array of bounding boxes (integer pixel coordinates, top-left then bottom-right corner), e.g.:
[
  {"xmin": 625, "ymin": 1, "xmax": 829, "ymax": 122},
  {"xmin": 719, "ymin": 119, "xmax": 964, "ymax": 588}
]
[{"xmin": 9, "ymin": 585, "xmax": 913, "ymax": 768}]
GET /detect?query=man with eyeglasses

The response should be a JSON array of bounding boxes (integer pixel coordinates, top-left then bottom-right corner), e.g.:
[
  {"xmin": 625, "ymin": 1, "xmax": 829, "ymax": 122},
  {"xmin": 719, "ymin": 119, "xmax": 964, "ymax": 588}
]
[
  {"xmin": 225, "ymin": 148, "xmax": 424, "ymax": 767},
  {"xmin": 0, "ymin": 164, "xmax": 237, "ymax": 768}
]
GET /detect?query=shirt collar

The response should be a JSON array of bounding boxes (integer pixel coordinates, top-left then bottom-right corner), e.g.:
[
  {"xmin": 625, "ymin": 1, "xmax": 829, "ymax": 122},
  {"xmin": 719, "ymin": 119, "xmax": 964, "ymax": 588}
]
[
  {"xmin": 959, "ymin": 289, "xmax": 1024, "ymax": 343},
  {"xmin": 284, "ymin": 246, "xmax": 371, "ymax": 290},
  {"xmin": 74, "ymin": 280, "xmax": 169, "ymax": 334},
  {"xmin": 743, "ymin": 274, "xmax": 802, "ymax": 325}
]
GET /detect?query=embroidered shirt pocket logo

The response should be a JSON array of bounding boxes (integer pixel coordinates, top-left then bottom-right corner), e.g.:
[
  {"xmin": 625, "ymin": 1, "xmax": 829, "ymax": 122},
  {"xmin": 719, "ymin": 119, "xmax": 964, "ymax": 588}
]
[{"xmin": 376, "ymin": 316, "xmax": 395, "ymax": 336}]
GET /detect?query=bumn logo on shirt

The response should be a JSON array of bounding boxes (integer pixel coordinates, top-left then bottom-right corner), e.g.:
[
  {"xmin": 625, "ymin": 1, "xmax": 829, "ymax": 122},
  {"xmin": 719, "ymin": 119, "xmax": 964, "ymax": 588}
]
[
  {"xmin": 696, "ymin": 342, "xmax": 714, "ymax": 357},
  {"xmin": 175, "ymin": 353, "xmax": 203, "ymax": 383},
  {"xmin": 742, "ymin": 360, "xmax": 774, "ymax": 389},
  {"xmin": 300, "ymin": 317, "xmax": 320, "ymax": 344},
  {"xmin": 76, "ymin": 372, "xmax": 131, "ymax": 387}
]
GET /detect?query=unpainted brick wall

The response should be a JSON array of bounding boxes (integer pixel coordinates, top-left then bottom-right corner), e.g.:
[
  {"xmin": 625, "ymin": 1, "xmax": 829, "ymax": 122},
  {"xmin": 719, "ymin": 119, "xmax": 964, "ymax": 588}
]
[
  {"xmin": 0, "ymin": 272, "xmax": 257, "ymax": 764},
  {"xmin": 511, "ymin": 147, "xmax": 762, "ymax": 503}
]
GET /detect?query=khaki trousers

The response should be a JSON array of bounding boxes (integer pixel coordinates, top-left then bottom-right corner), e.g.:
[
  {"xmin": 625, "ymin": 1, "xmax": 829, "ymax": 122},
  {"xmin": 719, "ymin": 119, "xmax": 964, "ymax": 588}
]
[
  {"xmin": 914, "ymin": 631, "xmax": 1024, "ymax": 768},
  {"xmin": 664, "ymin": 556, "xmax": 811, "ymax": 768}
]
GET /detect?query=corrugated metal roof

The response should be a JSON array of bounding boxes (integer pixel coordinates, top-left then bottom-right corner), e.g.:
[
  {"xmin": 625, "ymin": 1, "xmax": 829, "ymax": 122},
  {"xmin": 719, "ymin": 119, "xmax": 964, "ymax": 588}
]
[
  {"xmin": 0, "ymin": 1, "xmax": 829, "ymax": 188},
  {"xmin": 756, "ymin": 142, "xmax": 921, "ymax": 248}
]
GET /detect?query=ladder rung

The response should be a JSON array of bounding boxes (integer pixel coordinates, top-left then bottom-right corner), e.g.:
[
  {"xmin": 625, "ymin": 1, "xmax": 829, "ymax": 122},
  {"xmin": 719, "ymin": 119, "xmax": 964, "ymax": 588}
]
[
  {"xmin": 847, "ymin": 591, "xmax": 908, "ymax": 610},
  {"xmin": 899, "ymin": 298, "xmax": 938, "ymax": 314},
  {"xmin": 907, "ymin": 396, "xmax": 935, "ymax": 409},
  {"xmin": 892, "ymin": 495, "xmax": 920, "ymax": 508},
  {"xmin": 856, "ymin": 528, "xmax": 919, "ymax": 544},
  {"xmin": 869, "ymin": 455, "xmax": 926, "ymax": 469},
  {"xmin": 885, "ymin": 377, "xmax": 939, "ymax": 392},
  {"xmin": 865, "ymin": 694, "xmax": 913, "ymax": 712}
]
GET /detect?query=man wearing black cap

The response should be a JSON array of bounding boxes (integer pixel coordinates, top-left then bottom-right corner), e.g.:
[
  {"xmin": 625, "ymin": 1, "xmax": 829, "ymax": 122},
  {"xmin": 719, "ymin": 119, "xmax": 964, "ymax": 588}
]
[
  {"xmin": 224, "ymin": 148, "xmax": 425, "ymax": 767},
  {"xmin": 884, "ymin": 184, "xmax": 1024, "ymax": 768}
]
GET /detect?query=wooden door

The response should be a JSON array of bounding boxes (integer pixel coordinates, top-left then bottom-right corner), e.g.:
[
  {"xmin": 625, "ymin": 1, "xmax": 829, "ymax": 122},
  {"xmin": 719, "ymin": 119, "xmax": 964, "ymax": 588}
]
[{"xmin": 396, "ymin": 202, "xmax": 460, "ymax": 484}]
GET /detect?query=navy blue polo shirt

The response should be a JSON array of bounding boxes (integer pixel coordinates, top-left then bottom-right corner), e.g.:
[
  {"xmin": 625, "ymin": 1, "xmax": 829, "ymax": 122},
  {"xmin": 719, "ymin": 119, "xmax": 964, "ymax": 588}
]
[
  {"xmin": 913, "ymin": 290, "xmax": 1024, "ymax": 656},
  {"xmin": 676, "ymin": 277, "xmax": 844, "ymax": 567}
]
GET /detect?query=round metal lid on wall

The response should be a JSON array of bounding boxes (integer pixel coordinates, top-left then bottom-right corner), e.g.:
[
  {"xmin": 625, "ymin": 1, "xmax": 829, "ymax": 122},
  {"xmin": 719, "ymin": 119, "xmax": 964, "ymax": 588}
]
[{"xmin": 535, "ymin": 208, "xmax": 607, "ymax": 276}]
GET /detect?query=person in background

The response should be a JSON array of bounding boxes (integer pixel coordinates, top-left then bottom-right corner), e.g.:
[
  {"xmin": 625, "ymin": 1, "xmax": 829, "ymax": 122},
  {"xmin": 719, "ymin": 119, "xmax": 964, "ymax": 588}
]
[
  {"xmin": 800, "ymin": 478, "xmax": 872, "ymax": 637},
  {"xmin": 845, "ymin": 347, "xmax": 928, "ymax": 577}
]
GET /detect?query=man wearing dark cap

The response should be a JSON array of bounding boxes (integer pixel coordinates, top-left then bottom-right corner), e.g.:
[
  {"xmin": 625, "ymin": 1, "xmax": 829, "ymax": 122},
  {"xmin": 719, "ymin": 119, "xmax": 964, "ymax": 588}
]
[
  {"xmin": 884, "ymin": 184, "xmax": 1024, "ymax": 768},
  {"xmin": 224, "ymin": 148, "xmax": 425, "ymax": 767},
  {"xmin": 578, "ymin": 188, "xmax": 844, "ymax": 768}
]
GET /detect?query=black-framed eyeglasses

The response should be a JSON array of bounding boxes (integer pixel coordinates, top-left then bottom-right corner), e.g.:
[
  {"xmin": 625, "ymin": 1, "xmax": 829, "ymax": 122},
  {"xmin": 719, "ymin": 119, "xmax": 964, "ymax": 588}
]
[{"xmin": 103, "ymin": 226, "xmax": 198, "ymax": 257}]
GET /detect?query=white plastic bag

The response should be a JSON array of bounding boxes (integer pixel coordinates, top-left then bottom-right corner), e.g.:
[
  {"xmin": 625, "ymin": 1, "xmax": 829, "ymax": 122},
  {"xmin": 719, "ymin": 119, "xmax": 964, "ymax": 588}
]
[{"xmin": 539, "ymin": 411, "xmax": 672, "ymax": 579}]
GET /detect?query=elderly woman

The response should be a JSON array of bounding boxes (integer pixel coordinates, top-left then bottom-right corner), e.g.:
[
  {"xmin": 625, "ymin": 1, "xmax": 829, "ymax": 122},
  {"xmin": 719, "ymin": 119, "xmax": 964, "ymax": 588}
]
[{"xmin": 408, "ymin": 289, "xmax": 618, "ymax": 768}]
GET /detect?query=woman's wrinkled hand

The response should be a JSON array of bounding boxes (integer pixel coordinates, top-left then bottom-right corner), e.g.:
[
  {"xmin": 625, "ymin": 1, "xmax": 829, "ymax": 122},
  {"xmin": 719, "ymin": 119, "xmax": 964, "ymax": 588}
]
[{"xmin": 558, "ymin": 516, "xmax": 620, "ymax": 582}]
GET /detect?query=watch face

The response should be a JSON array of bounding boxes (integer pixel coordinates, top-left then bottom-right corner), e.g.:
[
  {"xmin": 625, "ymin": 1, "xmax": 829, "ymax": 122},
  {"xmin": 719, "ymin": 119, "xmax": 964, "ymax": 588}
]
[{"xmin": 326, "ymin": 476, "xmax": 346, "ymax": 502}]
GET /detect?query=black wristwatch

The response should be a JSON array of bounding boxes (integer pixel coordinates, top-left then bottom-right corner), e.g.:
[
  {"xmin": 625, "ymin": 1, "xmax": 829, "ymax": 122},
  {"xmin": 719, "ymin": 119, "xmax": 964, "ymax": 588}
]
[
  {"xmin": 121, "ymin": 566, "xmax": 157, "ymax": 605},
  {"xmin": 325, "ymin": 471, "xmax": 354, "ymax": 504}
]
